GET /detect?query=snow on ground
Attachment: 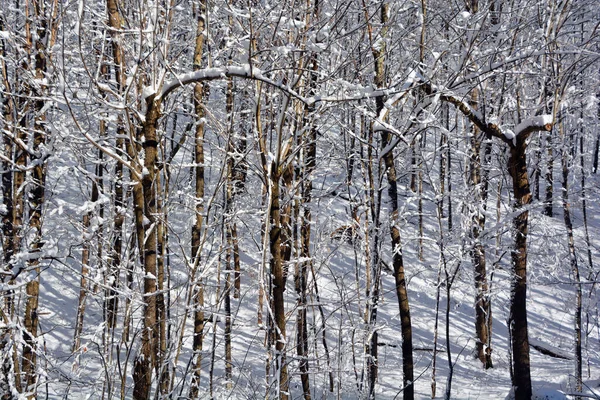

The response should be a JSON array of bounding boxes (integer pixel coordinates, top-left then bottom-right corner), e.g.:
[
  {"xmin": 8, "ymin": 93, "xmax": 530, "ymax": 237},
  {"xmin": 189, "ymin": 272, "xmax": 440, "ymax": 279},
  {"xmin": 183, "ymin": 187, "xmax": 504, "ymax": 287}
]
[{"xmin": 32, "ymin": 128, "xmax": 600, "ymax": 399}]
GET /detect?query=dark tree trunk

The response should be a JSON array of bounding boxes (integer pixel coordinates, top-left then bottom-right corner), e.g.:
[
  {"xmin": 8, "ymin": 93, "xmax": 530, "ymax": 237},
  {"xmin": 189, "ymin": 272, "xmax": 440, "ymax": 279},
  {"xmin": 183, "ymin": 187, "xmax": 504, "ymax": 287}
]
[
  {"xmin": 508, "ymin": 137, "xmax": 532, "ymax": 400},
  {"xmin": 270, "ymin": 163, "xmax": 289, "ymax": 399},
  {"xmin": 133, "ymin": 97, "xmax": 161, "ymax": 400}
]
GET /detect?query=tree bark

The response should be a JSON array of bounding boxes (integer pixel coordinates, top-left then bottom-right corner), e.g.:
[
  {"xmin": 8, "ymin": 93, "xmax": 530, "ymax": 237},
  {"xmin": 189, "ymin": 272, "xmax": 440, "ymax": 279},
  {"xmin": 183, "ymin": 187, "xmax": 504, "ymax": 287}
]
[
  {"xmin": 22, "ymin": 1, "xmax": 52, "ymax": 393},
  {"xmin": 132, "ymin": 97, "xmax": 161, "ymax": 400},
  {"xmin": 366, "ymin": 1, "xmax": 414, "ymax": 397},
  {"xmin": 560, "ymin": 124, "xmax": 582, "ymax": 395},
  {"xmin": 270, "ymin": 161, "xmax": 289, "ymax": 399},
  {"xmin": 467, "ymin": 90, "xmax": 493, "ymax": 368},
  {"xmin": 508, "ymin": 136, "xmax": 532, "ymax": 400},
  {"xmin": 189, "ymin": 3, "xmax": 208, "ymax": 397}
]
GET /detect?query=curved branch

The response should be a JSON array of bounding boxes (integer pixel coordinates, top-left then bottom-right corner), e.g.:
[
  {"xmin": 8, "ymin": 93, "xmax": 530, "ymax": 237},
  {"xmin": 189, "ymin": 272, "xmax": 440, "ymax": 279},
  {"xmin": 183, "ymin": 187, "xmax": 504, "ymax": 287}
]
[
  {"xmin": 155, "ymin": 65, "xmax": 307, "ymax": 104},
  {"xmin": 420, "ymin": 81, "xmax": 553, "ymax": 145}
]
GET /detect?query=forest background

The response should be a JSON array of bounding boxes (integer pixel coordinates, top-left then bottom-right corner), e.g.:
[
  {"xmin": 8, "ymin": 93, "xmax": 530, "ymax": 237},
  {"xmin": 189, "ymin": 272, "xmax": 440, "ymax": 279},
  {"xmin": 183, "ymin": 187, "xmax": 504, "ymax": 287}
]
[{"xmin": 1, "ymin": 0, "xmax": 600, "ymax": 399}]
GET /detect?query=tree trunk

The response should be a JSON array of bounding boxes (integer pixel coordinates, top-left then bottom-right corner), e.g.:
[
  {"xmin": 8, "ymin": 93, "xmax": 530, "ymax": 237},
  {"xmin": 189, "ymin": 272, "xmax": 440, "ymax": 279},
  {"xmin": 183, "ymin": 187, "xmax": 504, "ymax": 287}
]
[
  {"xmin": 468, "ymin": 121, "xmax": 492, "ymax": 369},
  {"xmin": 368, "ymin": 1, "xmax": 414, "ymax": 397},
  {"xmin": 189, "ymin": 3, "xmax": 208, "ymax": 397},
  {"xmin": 132, "ymin": 97, "xmax": 161, "ymax": 400},
  {"xmin": 22, "ymin": 1, "xmax": 51, "ymax": 393},
  {"xmin": 560, "ymin": 124, "xmax": 582, "ymax": 395},
  {"xmin": 508, "ymin": 137, "xmax": 532, "ymax": 400},
  {"xmin": 105, "ymin": 0, "xmax": 126, "ymax": 339},
  {"xmin": 270, "ymin": 161, "xmax": 289, "ymax": 399},
  {"xmin": 0, "ymin": 14, "xmax": 21, "ymax": 396},
  {"xmin": 544, "ymin": 132, "xmax": 554, "ymax": 217}
]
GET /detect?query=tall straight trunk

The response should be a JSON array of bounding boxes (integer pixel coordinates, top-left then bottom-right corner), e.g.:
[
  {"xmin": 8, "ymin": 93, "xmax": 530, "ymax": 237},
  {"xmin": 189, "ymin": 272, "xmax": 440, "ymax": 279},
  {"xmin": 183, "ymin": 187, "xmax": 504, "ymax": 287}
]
[
  {"xmin": 579, "ymin": 136, "xmax": 594, "ymax": 271},
  {"xmin": 155, "ymin": 172, "xmax": 169, "ymax": 395},
  {"xmin": 73, "ymin": 173, "xmax": 99, "ymax": 351},
  {"xmin": 544, "ymin": 129, "xmax": 554, "ymax": 216},
  {"xmin": 13, "ymin": 99, "xmax": 28, "ymax": 395},
  {"xmin": 364, "ymin": 119, "xmax": 382, "ymax": 400},
  {"xmin": 295, "ymin": 3, "xmax": 319, "ymax": 396},
  {"xmin": 370, "ymin": 2, "xmax": 414, "ymax": 398},
  {"xmin": 362, "ymin": 4, "xmax": 381, "ymax": 397},
  {"xmin": 189, "ymin": 3, "xmax": 208, "ymax": 397},
  {"xmin": 132, "ymin": 97, "xmax": 161, "ymax": 400},
  {"xmin": 0, "ymin": 16, "xmax": 20, "ymax": 395},
  {"xmin": 106, "ymin": 131, "xmax": 124, "ymax": 329},
  {"xmin": 447, "ymin": 133, "xmax": 453, "ymax": 232},
  {"xmin": 508, "ymin": 137, "xmax": 532, "ymax": 400},
  {"xmin": 0, "ymin": 12, "xmax": 14, "ymax": 289},
  {"xmin": 467, "ymin": 95, "xmax": 492, "ymax": 368},
  {"xmin": 593, "ymin": 132, "xmax": 599, "ymax": 174},
  {"xmin": 105, "ymin": 0, "xmax": 126, "ymax": 338},
  {"xmin": 463, "ymin": 0, "xmax": 493, "ymax": 368},
  {"xmin": 223, "ymin": 72, "xmax": 235, "ymax": 390},
  {"xmin": 295, "ymin": 77, "xmax": 317, "ymax": 400},
  {"xmin": 560, "ymin": 125, "xmax": 582, "ymax": 394},
  {"xmin": 22, "ymin": 1, "xmax": 52, "ymax": 393},
  {"xmin": 382, "ymin": 130, "xmax": 414, "ymax": 399},
  {"xmin": 224, "ymin": 251, "xmax": 233, "ymax": 389},
  {"xmin": 270, "ymin": 162, "xmax": 289, "ymax": 399},
  {"xmin": 416, "ymin": 0, "xmax": 427, "ymax": 261}
]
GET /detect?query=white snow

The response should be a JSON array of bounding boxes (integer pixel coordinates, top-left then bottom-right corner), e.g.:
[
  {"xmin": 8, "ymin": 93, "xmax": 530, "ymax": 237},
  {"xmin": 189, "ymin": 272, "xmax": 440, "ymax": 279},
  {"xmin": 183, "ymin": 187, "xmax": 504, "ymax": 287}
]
[{"xmin": 514, "ymin": 115, "xmax": 553, "ymax": 135}]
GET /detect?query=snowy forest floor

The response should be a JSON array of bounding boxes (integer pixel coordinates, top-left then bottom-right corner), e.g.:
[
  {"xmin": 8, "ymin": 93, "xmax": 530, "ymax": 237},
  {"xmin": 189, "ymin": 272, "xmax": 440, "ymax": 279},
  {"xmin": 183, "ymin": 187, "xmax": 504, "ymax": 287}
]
[{"xmin": 32, "ymin": 144, "xmax": 600, "ymax": 400}]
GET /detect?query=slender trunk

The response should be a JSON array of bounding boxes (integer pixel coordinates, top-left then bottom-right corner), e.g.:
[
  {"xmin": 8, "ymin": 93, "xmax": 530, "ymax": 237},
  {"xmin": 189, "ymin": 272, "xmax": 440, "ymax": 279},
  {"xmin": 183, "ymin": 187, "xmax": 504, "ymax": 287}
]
[
  {"xmin": 106, "ymin": 134, "xmax": 124, "ymax": 330},
  {"xmin": 544, "ymin": 132, "xmax": 554, "ymax": 216},
  {"xmin": 73, "ymin": 174, "xmax": 98, "ymax": 352},
  {"xmin": 444, "ymin": 263, "xmax": 458, "ymax": 400},
  {"xmin": 593, "ymin": 132, "xmax": 599, "ymax": 174},
  {"xmin": 295, "ymin": 117, "xmax": 315, "ymax": 400},
  {"xmin": 431, "ymin": 198, "xmax": 446, "ymax": 398},
  {"xmin": 561, "ymin": 125, "xmax": 582, "ymax": 396},
  {"xmin": 189, "ymin": 3, "xmax": 207, "ymax": 396},
  {"xmin": 469, "ymin": 123, "xmax": 492, "ymax": 369},
  {"xmin": 270, "ymin": 162, "xmax": 289, "ymax": 399},
  {"xmin": 14, "ymin": 9, "xmax": 31, "ymax": 392},
  {"xmin": 364, "ymin": 3, "xmax": 381, "ymax": 397},
  {"xmin": 22, "ymin": 2, "xmax": 51, "ymax": 393},
  {"xmin": 0, "ymin": 15, "xmax": 20, "ymax": 395},
  {"xmin": 223, "ymin": 74, "xmax": 235, "ymax": 391},
  {"xmin": 156, "ymin": 172, "xmax": 170, "ymax": 395},
  {"xmin": 431, "ymin": 266, "xmax": 441, "ymax": 399},
  {"xmin": 105, "ymin": 0, "xmax": 126, "ymax": 339},
  {"xmin": 384, "ymin": 138, "xmax": 414, "ymax": 400},
  {"xmin": 447, "ymin": 137, "xmax": 453, "ymax": 232},
  {"xmin": 295, "ymin": 4, "xmax": 319, "ymax": 395},
  {"xmin": 579, "ymin": 124, "xmax": 594, "ymax": 276},
  {"xmin": 224, "ymin": 224, "xmax": 233, "ymax": 390},
  {"xmin": 368, "ymin": 2, "xmax": 414, "ymax": 397}
]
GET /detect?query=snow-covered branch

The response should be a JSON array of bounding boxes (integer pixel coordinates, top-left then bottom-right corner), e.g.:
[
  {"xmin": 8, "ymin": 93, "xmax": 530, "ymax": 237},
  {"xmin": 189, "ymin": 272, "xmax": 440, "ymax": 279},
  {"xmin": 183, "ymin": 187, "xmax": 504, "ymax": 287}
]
[
  {"xmin": 419, "ymin": 80, "xmax": 553, "ymax": 145},
  {"xmin": 155, "ymin": 65, "xmax": 307, "ymax": 104}
]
